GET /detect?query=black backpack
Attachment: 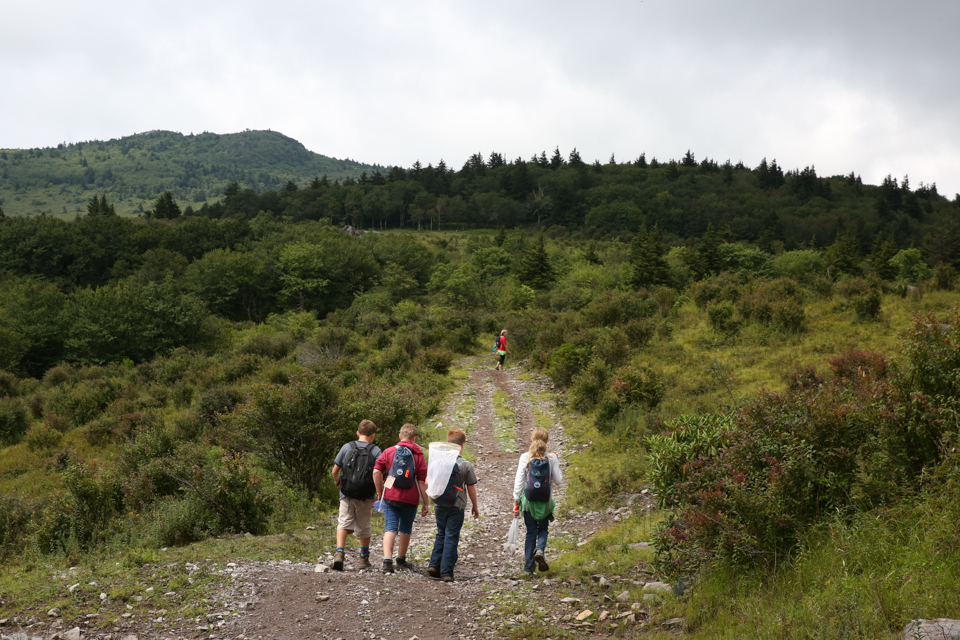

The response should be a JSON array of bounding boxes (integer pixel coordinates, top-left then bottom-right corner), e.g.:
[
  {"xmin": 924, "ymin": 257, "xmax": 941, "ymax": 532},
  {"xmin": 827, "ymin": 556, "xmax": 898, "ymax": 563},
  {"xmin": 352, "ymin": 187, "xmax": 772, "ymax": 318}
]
[
  {"xmin": 433, "ymin": 461, "xmax": 465, "ymax": 507},
  {"xmin": 340, "ymin": 442, "xmax": 377, "ymax": 500}
]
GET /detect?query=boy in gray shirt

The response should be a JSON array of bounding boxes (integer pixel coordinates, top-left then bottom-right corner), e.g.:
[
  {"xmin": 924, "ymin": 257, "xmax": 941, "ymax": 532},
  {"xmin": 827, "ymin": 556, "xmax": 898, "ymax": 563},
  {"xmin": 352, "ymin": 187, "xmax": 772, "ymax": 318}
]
[{"xmin": 427, "ymin": 428, "xmax": 479, "ymax": 582}]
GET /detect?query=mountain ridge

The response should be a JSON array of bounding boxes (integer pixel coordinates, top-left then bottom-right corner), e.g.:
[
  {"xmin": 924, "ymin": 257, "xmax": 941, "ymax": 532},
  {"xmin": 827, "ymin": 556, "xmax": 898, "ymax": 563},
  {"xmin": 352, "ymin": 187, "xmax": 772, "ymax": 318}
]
[{"xmin": 0, "ymin": 129, "xmax": 383, "ymax": 217}]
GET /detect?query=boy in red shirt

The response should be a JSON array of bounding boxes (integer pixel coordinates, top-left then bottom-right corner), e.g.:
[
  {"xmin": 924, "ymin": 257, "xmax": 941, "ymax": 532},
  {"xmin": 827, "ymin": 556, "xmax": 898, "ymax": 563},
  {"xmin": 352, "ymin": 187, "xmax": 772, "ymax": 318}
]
[{"xmin": 373, "ymin": 423, "xmax": 429, "ymax": 573}]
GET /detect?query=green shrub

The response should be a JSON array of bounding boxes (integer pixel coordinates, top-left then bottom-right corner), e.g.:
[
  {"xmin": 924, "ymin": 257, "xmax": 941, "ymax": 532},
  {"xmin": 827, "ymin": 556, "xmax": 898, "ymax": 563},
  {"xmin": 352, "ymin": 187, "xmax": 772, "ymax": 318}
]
[
  {"xmin": 230, "ymin": 371, "xmax": 347, "ymax": 495},
  {"xmin": 570, "ymin": 358, "xmax": 612, "ymax": 412},
  {"xmin": 23, "ymin": 422, "xmax": 62, "ymax": 453},
  {"xmin": 547, "ymin": 343, "xmax": 590, "ymax": 387},
  {"xmin": 237, "ymin": 330, "xmax": 294, "ymax": 360},
  {"xmin": 419, "ymin": 346, "xmax": 454, "ymax": 375},
  {"xmin": 0, "ymin": 397, "xmax": 29, "ymax": 444},
  {"xmin": 771, "ymin": 250, "xmax": 825, "ymax": 282},
  {"xmin": 852, "ymin": 288, "xmax": 882, "ymax": 321},
  {"xmin": 688, "ymin": 273, "xmax": 743, "ymax": 309},
  {"xmin": 597, "ymin": 363, "xmax": 666, "ymax": 433},
  {"xmin": 0, "ymin": 371, "xmax": 19, "ymax": 397},
  {"xmin": 0, "ymin": 493, "xmax": 36, "ymax": 555},
  {"xmin": 651, "ymin": 360, "xmax": 950, "ymax": 575},
  {"xmin": 935, "ymin": 264, "xmax": 957, "ymax": 291},
  {"xmin": 623, "ymin": 317, "xmax": 656, "ymax": 348},
  {"xmin": 34, "ymin": 463, "xmax": 123, "ymax": 553},
  {"xmin": 707, "ymin": 301, "xmax": 739, "ymax": 333},
  {"xmin": 736, "ymin": 278, "xmax": 805, "ymax": 331},
  {"xmin": 44, "ymin": 379, "xmax": 118, "ymax": 427},
  {"xmin": 898, "ymin": 311, "xmax": 960, "ymax": 400}
]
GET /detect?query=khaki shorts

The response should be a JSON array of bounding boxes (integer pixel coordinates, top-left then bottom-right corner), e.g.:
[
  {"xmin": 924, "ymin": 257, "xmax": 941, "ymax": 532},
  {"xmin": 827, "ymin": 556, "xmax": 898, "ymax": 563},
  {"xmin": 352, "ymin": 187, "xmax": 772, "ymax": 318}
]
[{"xmin": 337, "ymin": 497, "xmax": 375, "ymax": 539}]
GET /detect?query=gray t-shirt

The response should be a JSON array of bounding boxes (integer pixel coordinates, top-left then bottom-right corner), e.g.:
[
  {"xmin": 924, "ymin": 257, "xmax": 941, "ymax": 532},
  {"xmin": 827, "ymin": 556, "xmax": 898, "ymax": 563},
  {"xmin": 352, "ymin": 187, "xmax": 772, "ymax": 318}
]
[
  {"xmin": 433, "ymin": 456, "xmax": 478, "ymax": 510},
  {"xmin": 334, "ymin": 441, "xmax": 382, "ymax": 500}
]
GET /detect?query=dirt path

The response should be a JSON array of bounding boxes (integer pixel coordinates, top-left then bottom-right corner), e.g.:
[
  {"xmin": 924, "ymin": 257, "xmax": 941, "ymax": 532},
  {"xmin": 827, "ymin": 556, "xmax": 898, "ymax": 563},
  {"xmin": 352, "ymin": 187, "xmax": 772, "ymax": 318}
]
[{"xmin": 201, "ymin": 358, "xmax": 573, "ymax": 640}]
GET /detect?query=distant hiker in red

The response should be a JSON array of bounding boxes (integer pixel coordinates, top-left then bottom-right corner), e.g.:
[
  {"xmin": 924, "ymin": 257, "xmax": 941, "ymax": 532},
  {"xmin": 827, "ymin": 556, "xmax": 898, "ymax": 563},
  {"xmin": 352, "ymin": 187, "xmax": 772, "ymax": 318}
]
[
  {"xmin": 495, "ymin": 329, "xmax": 510, "ymax": 371},
  {"xmin": 373, "ymin": 423, "xmax": 429, "ymax": 573},
  {"xmin": 330, "ymin": 419, "xmax": 381, "ymax": 571},
  {"xmin": 512, "ymin": 427, "xmax": 563, "ymax": 574}
]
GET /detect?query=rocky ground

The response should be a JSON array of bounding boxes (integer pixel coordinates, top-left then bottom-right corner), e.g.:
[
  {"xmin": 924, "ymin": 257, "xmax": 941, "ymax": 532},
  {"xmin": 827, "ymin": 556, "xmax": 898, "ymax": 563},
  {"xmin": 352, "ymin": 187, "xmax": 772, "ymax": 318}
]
[{"xmin": 1, "ymin": 358, "xmax": 652, "ymax": 640}]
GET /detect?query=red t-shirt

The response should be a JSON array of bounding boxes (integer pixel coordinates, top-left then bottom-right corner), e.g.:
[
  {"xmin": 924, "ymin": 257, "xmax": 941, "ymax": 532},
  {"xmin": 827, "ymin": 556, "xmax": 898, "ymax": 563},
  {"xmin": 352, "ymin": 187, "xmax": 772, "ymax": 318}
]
[
  {"xmin": 374, "ymin": 440, "xmax": 427, "ymax": 505},
  {"xmin": 497, "ymin": 336, "xmax": 506, "ymax": 350}
]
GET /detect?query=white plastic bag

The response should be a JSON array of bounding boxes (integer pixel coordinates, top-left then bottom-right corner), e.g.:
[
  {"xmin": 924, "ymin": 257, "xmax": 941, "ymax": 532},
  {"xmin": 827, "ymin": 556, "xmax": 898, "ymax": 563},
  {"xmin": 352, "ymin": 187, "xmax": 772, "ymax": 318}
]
[
  {"xmin": 503, "ymin": 516, "xmax": 519, "ymax": 555},
  {"xmin": 426, "ymin": 441, "xmax": 461, "ymax": 499}
]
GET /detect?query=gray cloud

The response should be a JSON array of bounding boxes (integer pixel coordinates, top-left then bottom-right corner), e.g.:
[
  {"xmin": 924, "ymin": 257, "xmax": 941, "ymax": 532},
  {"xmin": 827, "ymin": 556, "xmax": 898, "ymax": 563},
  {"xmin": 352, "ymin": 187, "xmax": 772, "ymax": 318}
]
[{"xmin": 2, "ymin": 0, "xmax": 957, "ymax": 195}]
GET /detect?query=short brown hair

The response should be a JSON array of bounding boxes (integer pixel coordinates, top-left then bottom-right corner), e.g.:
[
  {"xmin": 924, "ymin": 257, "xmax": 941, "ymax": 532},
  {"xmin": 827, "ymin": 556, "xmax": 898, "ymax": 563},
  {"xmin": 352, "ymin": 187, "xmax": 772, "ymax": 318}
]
[
  {"xmin": 358, "ymin": 419, "xmax": 377, "ymax": 436},
  {"xmin": 399, "ymin": 423, "xmax": 418, "ymax": 441},
  {"xmin": 447, "ymin": 429, "xmax": 466, "ymax": 446}
]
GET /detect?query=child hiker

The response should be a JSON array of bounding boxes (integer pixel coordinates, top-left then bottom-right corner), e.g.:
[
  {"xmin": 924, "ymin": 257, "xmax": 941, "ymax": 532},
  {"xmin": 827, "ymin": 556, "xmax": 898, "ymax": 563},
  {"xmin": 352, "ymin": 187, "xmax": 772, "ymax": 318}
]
[
  {"xmin": 512, "ymin": 427, "xmax": 563, "ymax": 574},
  {"xmin": 494, "ymin": 329, "xmax": 510, "ymax": 371},
  {"xmin": 373, "ymin": 423, "xmax": 429, "ymax": 573},
  {"xmin": 427, "ymin": 428, "xmax": 480, "ymax": 582},
  {"xmin": 330, "ymin": 419, "xmax": 382, "ymax": 570}
]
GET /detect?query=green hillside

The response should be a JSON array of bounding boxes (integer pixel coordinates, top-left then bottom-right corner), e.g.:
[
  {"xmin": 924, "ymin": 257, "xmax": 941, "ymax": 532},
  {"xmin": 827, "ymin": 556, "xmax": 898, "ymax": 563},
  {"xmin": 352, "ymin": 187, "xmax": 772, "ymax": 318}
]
[{"xmin": 0, "ymin": 130, "xmax": 382, "ymax": 218}]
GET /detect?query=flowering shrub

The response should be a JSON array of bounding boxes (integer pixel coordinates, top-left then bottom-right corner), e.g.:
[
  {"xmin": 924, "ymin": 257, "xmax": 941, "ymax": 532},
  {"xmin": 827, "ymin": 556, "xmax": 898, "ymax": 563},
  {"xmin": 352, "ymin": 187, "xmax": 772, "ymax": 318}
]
[{"xmin": 651, "ymin": 312, "xmax": 960, "ymax": 576}]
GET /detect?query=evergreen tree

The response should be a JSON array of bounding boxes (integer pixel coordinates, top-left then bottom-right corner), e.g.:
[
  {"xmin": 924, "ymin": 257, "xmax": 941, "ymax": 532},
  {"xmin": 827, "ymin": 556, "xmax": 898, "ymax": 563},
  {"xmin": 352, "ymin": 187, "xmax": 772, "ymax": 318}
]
[
  {"xmin": 309, "ymin": 176, "xmax": 322, "ymax": 189},
  {"xmin": 152, "ymin": 191, "xmax": 181, "ymax": 219},
  {"xmin": 635, "ymin": 153, "xmax": 647, "ymax": 168},
  {"xmin": 568, "ymin": 148, "xmax": 584, "ymax": 167},
  {"xmin": 666, "ymin": 161, "xmax": 680, "ymax": 182},
  {"xmin": 870, "ymin": 235, "xmax": 899, "ymax": 280},
  {"xmin": 86, "ymin": 194, "xmax": 116, "ymax": 216},
  {"xmin": 518, "ymin": 233, "xmax": 554, "ymax": 289},
  {"xmin": 722, "ymin": 160, "xmax": 734, "ymax": 185},
  {"xmin": 826, "ymin": 230, "xmax": 861, "ymax": 276},
  {"xmin": 549, "ymin": 147, "xmax": 565, "ymax": 170},
  {"xmin": 681, "ymin": 150, "xmax": 696, "ymax": 167},
  {"xmin": 630, "ymin": 225, "xmax": 670, "ymax": 288},
  {"xmin": 494, "ymin": 227, "xmax": 507, "ymax": 247}
]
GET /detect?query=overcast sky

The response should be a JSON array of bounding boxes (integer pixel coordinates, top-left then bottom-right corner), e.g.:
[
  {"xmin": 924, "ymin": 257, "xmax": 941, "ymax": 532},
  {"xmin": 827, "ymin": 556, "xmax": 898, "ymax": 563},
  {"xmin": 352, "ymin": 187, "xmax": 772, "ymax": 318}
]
[{"xmin": 3, "ymin": 0, "xmax": 958, "ymax": 196}]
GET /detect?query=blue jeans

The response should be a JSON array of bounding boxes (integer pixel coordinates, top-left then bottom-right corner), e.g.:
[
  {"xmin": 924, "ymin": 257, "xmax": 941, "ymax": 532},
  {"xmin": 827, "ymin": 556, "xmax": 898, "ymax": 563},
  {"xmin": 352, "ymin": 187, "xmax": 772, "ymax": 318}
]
[
  {"xmin": 430, "ymin": 506, "xmax": 465, "ymax": 577},
  {"xmin": 523, "ymin": 510, "xmax": 550, "ymax": 572}
]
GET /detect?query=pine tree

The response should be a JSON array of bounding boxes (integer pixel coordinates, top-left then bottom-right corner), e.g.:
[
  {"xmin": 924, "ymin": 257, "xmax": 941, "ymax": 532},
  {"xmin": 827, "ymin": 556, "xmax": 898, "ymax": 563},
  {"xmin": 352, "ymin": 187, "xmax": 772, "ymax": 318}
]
[
  {"xmin": 630, "ymin": 225, "xmax": 670, "ymax": 288},
  {"xmin": 518, "ymin": 233, "xmax": 554, "ymax": 289},
  {"xmin": 86, "ymin": 193, "xmax": 116, "ymax": 216},
  {"xmin": 153, "ymin": 191, "xmax": 181, "ymax": 219},
  {"xmin": 870, "ymin": 236, "xmax": 899, "ymax": 280},
  {"xmin": 549, "ymin": 147, "xmax": 565, "ymax": 170}
]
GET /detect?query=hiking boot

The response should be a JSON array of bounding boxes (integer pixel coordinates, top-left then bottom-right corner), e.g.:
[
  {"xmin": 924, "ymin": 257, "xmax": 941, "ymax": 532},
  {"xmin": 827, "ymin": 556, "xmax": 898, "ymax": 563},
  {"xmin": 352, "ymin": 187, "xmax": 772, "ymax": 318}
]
[
  {"xmin": 382, "ymin": 558, "xmax": 394, "ymax": 573},
  {"xmin": 533, "ymin": 549, "xmax": 549, "ymax": 572},
  {"xmin": 395, "ymin": 557, "xmax": 413, "ymax": 570},
  {"xmin": 358, "ymin": 555, "xmax": 372, "ymax": 569},
  {"xmin": 427, "ymin": 565, "xmax": 441, "ymax": 580},
  {"xmin": 441, "ymin": 574, "xmax": 454, "ymax": 582},
  {"xmin": 332, "ymin": 550, "xmax": 345, "ymax": 571}
]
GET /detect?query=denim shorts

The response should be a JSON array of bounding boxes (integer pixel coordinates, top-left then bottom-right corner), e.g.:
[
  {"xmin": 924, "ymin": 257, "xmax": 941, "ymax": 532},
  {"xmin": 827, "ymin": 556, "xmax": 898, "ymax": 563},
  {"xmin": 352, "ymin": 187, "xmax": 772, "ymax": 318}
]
[{"xmin": 383, "ymin": 500, "xmax": 418, "ymax": 535}]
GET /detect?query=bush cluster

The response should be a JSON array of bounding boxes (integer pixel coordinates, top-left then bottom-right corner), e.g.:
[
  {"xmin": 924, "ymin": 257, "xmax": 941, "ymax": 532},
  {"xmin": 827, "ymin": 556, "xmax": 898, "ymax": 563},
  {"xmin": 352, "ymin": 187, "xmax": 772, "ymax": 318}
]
[{"xmin": 650, "ymin": 312, "xmax": 960, "ymax": 576}]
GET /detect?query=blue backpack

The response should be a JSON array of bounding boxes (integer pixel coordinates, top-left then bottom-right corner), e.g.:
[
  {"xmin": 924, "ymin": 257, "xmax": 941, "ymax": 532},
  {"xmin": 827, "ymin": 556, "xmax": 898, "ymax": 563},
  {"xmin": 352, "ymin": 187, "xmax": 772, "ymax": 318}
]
[
  {"xmin": 434, "ymin": 461, "xmax": 465, "ymax": 507},
  {"xmin": 525, "ymin": 457, "xmax": 551, "ymax": 502},
  {"xmin": 389, "ymin": 445, "xmax": 416, "ymax": 489}
]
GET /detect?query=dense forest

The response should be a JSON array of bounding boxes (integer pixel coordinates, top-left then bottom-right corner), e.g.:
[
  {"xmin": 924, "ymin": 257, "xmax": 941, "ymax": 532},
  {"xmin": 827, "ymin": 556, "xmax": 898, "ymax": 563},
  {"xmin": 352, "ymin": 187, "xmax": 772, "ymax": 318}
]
[{"xmin": 2, "ymin": 139, "xmax": 960, "ymax": 637}]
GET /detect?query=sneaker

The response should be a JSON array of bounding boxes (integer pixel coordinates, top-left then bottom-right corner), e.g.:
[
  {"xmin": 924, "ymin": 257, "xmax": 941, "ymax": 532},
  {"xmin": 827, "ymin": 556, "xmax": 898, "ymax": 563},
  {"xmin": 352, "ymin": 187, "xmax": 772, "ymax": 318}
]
[
  {"xmin": 382, "ymin": 559, "xmax": 394, "ymax": 574},
  {"xmin": 427, "ymin": 565, "xmax": 441, "ymax": 579},
  {"xmin": 395, "ymin": 557, "xmax": 413, "ymax": 570},
  {"xmin": 358, "ymin": 555, "xmax": 372, "ymax": 569},
  {"xmin": 441, "ymin": 575, "xmax": 454, "ymax": 582},
  {"xmin": 533, "ymin": 549, "xmax": 549, "ymax": 572},
  {"xmin": 333, "ymin": 550, "xmax": 345, "ymax": 571}
]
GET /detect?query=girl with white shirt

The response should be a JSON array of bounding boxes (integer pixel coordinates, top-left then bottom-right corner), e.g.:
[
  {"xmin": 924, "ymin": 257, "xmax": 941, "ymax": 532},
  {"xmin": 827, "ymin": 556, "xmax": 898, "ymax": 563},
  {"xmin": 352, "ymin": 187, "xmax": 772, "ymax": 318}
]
[{"xmin": 512, "ymin": 427, "xmax": 563, "ymax": 574}]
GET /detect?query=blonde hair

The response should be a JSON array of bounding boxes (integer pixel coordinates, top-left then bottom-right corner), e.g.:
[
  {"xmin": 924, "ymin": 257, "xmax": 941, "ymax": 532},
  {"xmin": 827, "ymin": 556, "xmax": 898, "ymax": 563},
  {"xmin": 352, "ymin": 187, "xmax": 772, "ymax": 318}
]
[
  {"xmin": 358, "ymin": 419, "xmax": 377, "ymax": 436},
  {"xmin": 500, "ymin": 329, "xmax": 507, "ymax": 336},
  {"xmin": 399, "ymin": 423, "xmax": 418, "ymax": 441},
  {"xmin": 447, "ymin": 428, "xmax": 466, "ymax": 446},
  {"xmin": 527, "ymin": 427, "xmax": 549, "ymax": 460}
]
